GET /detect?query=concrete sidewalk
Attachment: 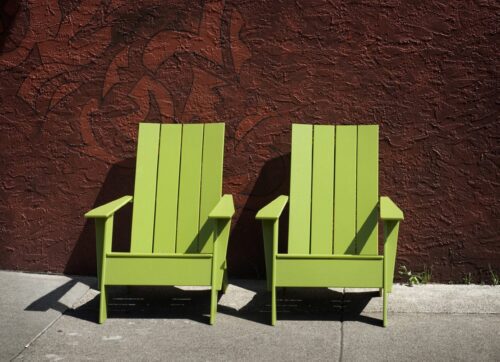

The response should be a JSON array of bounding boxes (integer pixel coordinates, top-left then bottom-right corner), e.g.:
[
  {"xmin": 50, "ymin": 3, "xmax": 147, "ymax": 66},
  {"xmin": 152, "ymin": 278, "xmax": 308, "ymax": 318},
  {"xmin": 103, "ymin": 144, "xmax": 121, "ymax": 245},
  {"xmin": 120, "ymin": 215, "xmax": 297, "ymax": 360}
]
[{"xmin": 1, "ymin": 270, "xmax": 499, "ymax": 361}]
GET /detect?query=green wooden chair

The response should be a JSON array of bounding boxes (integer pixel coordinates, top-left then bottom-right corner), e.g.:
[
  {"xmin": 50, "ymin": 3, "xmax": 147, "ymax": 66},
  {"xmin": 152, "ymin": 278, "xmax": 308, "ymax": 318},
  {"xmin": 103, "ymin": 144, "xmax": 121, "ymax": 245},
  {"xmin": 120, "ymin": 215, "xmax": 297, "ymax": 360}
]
[
  {"xmin": 85, "ymin": 123, "xmax": 234, "ymax": 324},
  {"xmin": 256, "ymin": 124, "xmax": 404, "ymax": 327}
]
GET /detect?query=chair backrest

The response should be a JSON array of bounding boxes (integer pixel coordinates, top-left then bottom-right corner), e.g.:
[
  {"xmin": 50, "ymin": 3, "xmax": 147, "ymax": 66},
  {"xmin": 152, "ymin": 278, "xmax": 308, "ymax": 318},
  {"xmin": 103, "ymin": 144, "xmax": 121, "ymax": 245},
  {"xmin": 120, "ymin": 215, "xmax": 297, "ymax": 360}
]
[
  {"xmin": 288, "ymin": 124, "xmax": 379, "ymax": 256},
  {"xmin": 130, "ymin": 123, "xmax": 224, "ymax": 254}
]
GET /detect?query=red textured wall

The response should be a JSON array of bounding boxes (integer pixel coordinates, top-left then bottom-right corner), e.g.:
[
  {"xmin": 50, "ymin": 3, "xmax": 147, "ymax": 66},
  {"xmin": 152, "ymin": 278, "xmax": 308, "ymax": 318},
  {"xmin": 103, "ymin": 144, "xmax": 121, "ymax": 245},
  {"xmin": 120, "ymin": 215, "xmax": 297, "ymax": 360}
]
[{"xmin": 1, "ymin": 0, "xmax": 498, "ymax": 282}]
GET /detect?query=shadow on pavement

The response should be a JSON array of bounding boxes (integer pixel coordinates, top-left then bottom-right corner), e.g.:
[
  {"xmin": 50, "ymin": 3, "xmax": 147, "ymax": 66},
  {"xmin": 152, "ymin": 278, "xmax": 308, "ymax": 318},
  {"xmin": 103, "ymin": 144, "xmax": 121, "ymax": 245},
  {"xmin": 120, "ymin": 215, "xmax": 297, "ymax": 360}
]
[
  {"xmin": 25, "ymin": 280, "xmax": 80, "ymax": 313},
  {"xmin": 343, "ymin": 290, "xmax": 384, "ymax": 326},
  {"xmin": 24, "ymin": 276, "xmax": 97, "ymax": 313},
  {"xmin": 26, "ymin": 277, "xmax": 383, "ymax": 327},
  {"xmin": 65, "ymin": 286, "xmax": 224, "ymax": 325},
  {"xmin": 219, "ymin": 284, "xmax": 382, "ymax": 326}
]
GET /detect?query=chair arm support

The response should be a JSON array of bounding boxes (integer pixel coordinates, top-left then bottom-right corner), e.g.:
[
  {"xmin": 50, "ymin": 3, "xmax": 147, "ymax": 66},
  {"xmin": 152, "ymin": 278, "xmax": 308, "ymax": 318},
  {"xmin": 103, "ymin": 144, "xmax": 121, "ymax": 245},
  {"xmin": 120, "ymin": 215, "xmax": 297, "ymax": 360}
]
[
  {"xmin": 381, "ymin": 197, "xmax": 403, "ymax": 293},
  {"xmin": 208, "ymin": 194, "xmax": 235, "ymax": 219},
  {"xmin": 256, "ymin": 195, "xmax": 289, "ymax": 220},
  {"xmin": 85, "ymin": 196, "xmax": 133, "ymax": 218},
  {"xmin": 380, "ymin": 196, "xmax": 404, "ymax": 221}
]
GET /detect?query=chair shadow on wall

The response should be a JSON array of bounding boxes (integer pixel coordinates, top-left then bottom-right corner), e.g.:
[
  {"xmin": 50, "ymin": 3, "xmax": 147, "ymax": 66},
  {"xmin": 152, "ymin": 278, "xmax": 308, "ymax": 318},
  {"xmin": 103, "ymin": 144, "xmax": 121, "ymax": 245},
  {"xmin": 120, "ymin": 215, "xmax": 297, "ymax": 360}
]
[
  {"xmin": 27, "ymin": 155, "xmax": 381, "ymax": 325},
  {"xmin": 65, "ymin": 157, "xmax": 137, "ymax": 277}
]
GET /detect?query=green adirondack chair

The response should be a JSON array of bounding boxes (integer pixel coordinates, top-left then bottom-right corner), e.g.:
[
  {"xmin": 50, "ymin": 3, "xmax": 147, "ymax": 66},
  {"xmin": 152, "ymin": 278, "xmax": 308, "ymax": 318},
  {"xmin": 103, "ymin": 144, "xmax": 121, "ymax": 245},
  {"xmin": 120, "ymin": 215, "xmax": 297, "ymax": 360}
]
[
  {"xmin": 256, "ymin": 124, "xmax": 404, "ymax": 327},
  {"xmin": 85, "ymin": 123, "xmax": 234, "ymax": 324}
]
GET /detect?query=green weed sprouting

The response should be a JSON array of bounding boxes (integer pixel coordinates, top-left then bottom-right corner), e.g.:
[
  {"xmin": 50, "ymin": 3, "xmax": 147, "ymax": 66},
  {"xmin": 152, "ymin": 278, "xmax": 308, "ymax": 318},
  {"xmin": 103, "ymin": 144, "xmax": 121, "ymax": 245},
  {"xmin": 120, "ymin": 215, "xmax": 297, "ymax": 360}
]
[
  {"xmin": 398, "ymin": 265, "xmax": 432, "ymax": 287},
  {"xmin": 489, "ymin": 265, "xmax": 499, "ymax": 286},
  {"xmin": 462, "ymin": 273, "xmax": 472, "ymax": 285}
]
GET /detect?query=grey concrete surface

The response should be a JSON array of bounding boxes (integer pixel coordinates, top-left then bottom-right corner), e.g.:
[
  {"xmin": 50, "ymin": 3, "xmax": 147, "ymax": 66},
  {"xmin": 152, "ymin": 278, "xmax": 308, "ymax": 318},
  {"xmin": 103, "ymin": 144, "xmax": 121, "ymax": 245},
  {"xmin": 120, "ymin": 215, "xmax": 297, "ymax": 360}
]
[
  {"xmin": 0, "ymin": 271, "xmax": 93, "ymax": 361},
  {"xmin": 0, "ymin": 271, "xmax": 499, "ymax": 361},
  {"xmin": 342, "ymin": 314, "xmax": 500, "ymax": 362},
  {"xmin": 344, "ymin": 285, "xmax": 500, "ymax": 314},
  {"xmin": 14, "ymin": 314, "xmax": 341, "ymax": 361}
]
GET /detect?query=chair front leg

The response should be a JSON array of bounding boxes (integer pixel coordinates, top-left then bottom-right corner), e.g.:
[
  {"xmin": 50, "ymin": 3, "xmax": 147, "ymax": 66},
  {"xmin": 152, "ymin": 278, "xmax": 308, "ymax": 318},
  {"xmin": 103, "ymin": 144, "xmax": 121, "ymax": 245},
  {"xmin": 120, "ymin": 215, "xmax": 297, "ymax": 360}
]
[
  {"xmin": 94, "ymin": 216, "xmax": 113, "ymax": 324},
  {"xmin": 261, "ymin": 219, "xmax": 278, "ymax": 325}
]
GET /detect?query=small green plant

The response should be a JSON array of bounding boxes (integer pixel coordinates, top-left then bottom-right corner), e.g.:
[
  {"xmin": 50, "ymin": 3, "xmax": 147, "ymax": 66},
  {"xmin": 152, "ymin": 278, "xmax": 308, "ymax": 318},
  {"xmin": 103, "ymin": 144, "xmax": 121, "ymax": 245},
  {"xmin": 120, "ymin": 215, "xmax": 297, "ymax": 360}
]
[
  {"xmin": 488, "ymin": 265, "xmax": 499, "ymax": 286},
  {"xmin": 399, "ymin": 265, "xmax": 420, "ymax": 286},
  {"xmin": 462, "ymin": 273, "xmax": 472, "ymax": 285},
  {"xmin": 398, "ymin": 265, "xmax": 432, "ymax": 287},
  {"xmin": 420, "ymin": 265, "xmax": 432, "ymax": 284}
]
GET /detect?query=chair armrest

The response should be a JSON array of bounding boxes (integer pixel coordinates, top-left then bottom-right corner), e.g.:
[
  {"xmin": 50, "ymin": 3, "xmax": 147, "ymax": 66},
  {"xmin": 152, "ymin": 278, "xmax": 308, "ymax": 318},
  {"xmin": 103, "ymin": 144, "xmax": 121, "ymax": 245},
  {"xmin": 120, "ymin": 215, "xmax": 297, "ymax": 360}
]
[
  {"xmin": 380, "ymin": 196, "xmax": 404, "ymax": 221},
  {"xmin": 84, "ymin": 195, "xmax": 133, "ymax": 218},
  {"xmin": 208, "ymin": 194, "xmax": 235, "ymax": 219},
  {"xmin": 256, "ymin": 195, "xmax": 289, "ymax": 220}
]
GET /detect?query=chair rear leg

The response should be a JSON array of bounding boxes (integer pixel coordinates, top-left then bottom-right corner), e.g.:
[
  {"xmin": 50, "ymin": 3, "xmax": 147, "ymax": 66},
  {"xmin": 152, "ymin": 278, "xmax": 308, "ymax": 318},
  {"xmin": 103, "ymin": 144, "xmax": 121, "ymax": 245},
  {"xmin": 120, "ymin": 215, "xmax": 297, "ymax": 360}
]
[
  {"xmin": 382, "ymin": 289, "xmax": 388, "ymax": 327},
  {"xmin": 210, "ymin": 286, "xmax": 217, "ymax": 325},
  {"xmin": 99, "ymin": 286, "xmax": 108, "ymax": 324},
  {"xmin": 386, "ymin": 280, "xmax": 393, "ymax": 293},
  {"xmin": 271, "ymin": 286, "xmax": 277, "ymax": 326}
]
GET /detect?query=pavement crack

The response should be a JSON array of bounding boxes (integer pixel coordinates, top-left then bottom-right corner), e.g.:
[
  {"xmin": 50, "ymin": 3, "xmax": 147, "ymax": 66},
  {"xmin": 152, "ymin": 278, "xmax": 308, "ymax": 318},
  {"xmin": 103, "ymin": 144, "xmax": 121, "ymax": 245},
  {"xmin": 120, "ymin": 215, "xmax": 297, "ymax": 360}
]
[{"xmin": 9, "ymin": 309, "xmax": 67, "ymax": 361}]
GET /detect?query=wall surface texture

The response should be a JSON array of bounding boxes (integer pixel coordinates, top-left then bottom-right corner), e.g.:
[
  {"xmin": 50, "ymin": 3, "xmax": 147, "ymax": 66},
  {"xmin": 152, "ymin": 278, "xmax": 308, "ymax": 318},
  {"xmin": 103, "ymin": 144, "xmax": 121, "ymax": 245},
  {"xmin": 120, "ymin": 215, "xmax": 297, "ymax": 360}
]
[{"xmin": 1, "ymin": 0, "xmax": 498, "ymax": 282}]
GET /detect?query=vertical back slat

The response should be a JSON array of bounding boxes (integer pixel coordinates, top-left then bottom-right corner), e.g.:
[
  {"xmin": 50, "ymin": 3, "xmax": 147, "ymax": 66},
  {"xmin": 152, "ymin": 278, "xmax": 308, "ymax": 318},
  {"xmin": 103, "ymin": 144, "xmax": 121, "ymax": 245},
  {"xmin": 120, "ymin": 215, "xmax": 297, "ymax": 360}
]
[
  {"xmin": 153, "ymin": 124, "xmax": 182, "ymax": 253},
  {"xmin": 356, "ymin": 125, "xmax": 379, "ymax": 254},
  {"xmin": 198, "ymin": 123, "xmax": 225, "ymax": 253},
  {"xmin": 310, "ymin": 125, "xmax": 335, "ymax": 254},
  {"xmin": 130, "ymin": 123, "xmax": 161, "ymax": 253},
  {"xmin": 333, "ymin": 125, "xmax": 357, "ymax": 254},
  {"xmin": 176, "ymin": 124, "xmax": 204, "ymax": 253},
  {"xmin": 288, "ymin": 124, "xmax": 313, "ymax": 254}
]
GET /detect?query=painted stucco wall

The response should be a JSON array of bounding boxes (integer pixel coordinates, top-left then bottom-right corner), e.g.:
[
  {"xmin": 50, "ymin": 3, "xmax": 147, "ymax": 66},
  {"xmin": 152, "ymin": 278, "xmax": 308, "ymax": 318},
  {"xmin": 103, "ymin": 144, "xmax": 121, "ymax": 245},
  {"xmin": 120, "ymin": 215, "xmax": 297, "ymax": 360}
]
[{"xmin": 1, "ymin": 0, "xmax": 498, "ymax": 282}]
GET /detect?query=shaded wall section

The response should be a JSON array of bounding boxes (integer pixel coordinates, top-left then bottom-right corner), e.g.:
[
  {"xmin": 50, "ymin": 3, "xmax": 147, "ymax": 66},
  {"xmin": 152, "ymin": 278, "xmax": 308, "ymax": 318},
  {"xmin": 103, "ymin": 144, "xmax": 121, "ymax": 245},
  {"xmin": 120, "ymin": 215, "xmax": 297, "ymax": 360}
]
[{"xmin": 0, "ymin": 0, "xmax": 498, "ymax": 282}]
